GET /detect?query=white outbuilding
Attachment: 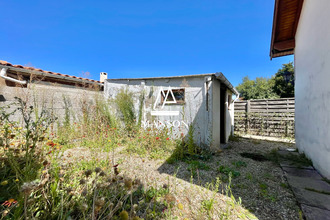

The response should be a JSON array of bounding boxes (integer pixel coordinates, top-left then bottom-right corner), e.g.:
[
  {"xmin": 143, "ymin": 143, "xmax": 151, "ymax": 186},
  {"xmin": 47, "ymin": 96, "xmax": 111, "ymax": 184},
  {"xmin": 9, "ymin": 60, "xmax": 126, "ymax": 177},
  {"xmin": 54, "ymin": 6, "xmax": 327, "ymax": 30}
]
[{"xmin": 104, "ymin": 73, "xmax": 238, "ymax": 150}]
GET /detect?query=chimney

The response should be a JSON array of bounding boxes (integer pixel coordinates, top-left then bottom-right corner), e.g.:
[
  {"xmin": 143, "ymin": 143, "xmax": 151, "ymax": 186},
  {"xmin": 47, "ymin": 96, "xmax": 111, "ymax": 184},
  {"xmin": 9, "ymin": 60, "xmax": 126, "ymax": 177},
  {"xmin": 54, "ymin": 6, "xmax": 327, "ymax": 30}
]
[{"xmin": 100, "ymin": 72, "xmax": 107, "ymax": 83}]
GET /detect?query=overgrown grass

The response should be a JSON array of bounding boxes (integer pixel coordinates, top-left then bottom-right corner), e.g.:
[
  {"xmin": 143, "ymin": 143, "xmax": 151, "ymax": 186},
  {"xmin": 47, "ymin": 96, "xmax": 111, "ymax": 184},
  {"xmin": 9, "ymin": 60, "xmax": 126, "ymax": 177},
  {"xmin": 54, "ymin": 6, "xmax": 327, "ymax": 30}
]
[
  {"xmin": 114, "ymin": 88, "xmax": 136, "ymax": 132},
  {"xmin": 0, "ymin": 88, "xmax": 255, "ymax": 219},
  {"xmin": 0, "ymin": 94, "xmax": 175, "ymax": 219}
]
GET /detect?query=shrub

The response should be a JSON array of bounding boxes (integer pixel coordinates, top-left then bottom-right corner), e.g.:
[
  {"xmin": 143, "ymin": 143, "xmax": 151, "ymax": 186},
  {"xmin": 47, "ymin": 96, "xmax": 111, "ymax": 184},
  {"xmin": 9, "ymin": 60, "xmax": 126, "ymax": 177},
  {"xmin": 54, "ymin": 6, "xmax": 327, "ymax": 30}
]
[
  {"xmin": 218, "ymin": 165, "xmax": 240, "ymax": 178},
  {"xmin": 114, "ymin": 89, "xmax": 136, "ymax": 132}
]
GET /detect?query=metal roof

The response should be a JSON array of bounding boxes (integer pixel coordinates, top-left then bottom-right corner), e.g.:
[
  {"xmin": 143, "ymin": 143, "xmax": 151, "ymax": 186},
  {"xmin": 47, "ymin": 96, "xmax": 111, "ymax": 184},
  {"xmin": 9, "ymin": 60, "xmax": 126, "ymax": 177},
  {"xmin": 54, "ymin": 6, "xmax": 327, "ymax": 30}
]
[{"xmin": 107, "ymin": 72, "xmax": 239, "ymax": 96}]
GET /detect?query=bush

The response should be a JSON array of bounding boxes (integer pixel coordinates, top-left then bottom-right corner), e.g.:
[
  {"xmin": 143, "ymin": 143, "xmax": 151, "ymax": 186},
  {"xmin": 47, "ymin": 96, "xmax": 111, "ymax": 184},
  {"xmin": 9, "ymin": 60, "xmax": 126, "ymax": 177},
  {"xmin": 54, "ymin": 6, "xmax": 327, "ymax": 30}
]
[{"xmin": 114, "ymin": 89, "xmax": 136, "ymax": 132}]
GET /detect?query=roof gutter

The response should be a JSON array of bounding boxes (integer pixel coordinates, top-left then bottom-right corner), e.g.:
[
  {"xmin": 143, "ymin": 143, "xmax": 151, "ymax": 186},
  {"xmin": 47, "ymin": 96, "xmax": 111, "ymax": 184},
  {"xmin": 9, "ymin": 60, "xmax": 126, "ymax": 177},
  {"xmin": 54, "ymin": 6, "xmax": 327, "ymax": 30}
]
[
  {"xmin": 215, "ymin": 72, "xmax": 239, "ymax": 100},
  {"xmin": 0, "ymin": 65, "xmax": 103, "ymax": 86},
  {"xmin": 0, "ymin": 67, "xmax": 27, "ymax": 84}
]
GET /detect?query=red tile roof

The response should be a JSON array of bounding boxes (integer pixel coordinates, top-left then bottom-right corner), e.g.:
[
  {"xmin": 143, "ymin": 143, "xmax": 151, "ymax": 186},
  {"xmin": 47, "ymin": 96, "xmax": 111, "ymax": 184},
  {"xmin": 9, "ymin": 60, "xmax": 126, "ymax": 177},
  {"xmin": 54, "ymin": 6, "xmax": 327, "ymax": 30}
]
[{"xmin": 0, "ymin": 60, "xmax": 101, "ymax": 84}]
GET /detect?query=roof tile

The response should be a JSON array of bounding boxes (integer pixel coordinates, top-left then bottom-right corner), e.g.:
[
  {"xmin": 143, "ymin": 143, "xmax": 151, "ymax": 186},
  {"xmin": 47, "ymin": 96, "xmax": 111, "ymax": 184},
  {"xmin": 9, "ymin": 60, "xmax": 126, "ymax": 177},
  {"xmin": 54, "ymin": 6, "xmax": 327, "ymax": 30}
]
[{"xmin": 0, "ymin": 60, "xmax": 101, "ymax": 84}]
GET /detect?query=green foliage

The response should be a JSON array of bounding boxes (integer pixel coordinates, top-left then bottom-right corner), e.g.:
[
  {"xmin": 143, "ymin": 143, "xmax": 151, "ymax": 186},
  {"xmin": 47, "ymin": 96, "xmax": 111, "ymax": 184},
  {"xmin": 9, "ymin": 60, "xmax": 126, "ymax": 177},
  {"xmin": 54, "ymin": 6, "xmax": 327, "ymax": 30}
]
[
  {"xmin": 201, "ymin": 199, "xmax": 215, "ymax": 214},
  {"xmin": 115, "ymin": 89, "xmax": 136, "ymax": 131},
  {"xmin": 144, "ymin": 186, "xmax": 169, "ymax": 202},
  {"xmin": 187, "ymin": 124, "xmax": 197, "ymax": 155},
  {"xmin": 95, "ymin": 96, "xmax": 117, "ymax": 129},
  {"xmin": 259, "ymin": 182, "xmax": 268, "ymax": 190},
  {"xmin": 166, "ymin": 124, "xmax": 209, "ymax": 163},
  {"xmin": 236, "ymin": 62, "xmax": 294, "ymax": 100},
  {"xmin": 304, "ymin": 187, "xmax": 330, "ymax": 195},
  {"xmin": 201, "ymin": 177, "xmax": 221, "ymax": 216},
  {"xmin": 124, "ymin": 128, "xmax": 175, "ymax": 159},
  {"xmin": 236, "ymin": 76, "xmax": 279, "ymax": 100},
  {"xmin": 232, "ymin": 160, "xmax": 247, "ymax": 168},
  {"xmin": 245, "ymin": 172, "xmax": 253, "ymax": 181},
  {"xmin": 273, "ymin": 62, "xmax": 294, "ymax": 98},
  {"xmin": 259, "ymin": 182, "xmax": 278, "ymax": 202},
  {"xmin": 228, "ymin": 135, "xmax": 240, "ymax": 142},
  {"xmin": 0, "ymin": 97, "xmax": 174, "ymax": 219},
  {"xmin": 186, "ymin": 160, "xmax": 210, "ymax": 177},
  {"xmin": 265, "ymin": 148, "xmax": 313, "ymax": 166},
  {"xmin": 218, "ymin": 165, "xmax": 240, "ymax": 178},
  {"xmin": 280, "ymin": 182, "xmax": 289, "ymax": 189},
  {"xmin": 0, "ymin": 98, "xmax": 54, "ymax": 203},
  {"xmin": 137, "ymin": 92, "xmax": 145, "ymax": 128}
]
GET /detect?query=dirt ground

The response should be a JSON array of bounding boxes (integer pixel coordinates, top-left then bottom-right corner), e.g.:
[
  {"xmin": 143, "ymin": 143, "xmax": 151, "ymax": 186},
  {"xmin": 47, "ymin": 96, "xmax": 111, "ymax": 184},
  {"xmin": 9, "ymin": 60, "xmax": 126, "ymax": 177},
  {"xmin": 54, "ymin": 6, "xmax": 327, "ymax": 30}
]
[{"xmin": 62, "ymin": 137, "xmax": 301, "ymax": 219}]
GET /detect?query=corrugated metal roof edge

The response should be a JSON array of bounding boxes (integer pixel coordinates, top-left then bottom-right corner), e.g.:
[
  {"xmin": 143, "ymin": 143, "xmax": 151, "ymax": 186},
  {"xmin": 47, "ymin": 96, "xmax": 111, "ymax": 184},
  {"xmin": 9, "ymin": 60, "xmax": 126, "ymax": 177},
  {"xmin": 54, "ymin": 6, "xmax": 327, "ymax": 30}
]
[{"xmin": 107, "ymin": 72, "xmax": 239, "ymax": 96}]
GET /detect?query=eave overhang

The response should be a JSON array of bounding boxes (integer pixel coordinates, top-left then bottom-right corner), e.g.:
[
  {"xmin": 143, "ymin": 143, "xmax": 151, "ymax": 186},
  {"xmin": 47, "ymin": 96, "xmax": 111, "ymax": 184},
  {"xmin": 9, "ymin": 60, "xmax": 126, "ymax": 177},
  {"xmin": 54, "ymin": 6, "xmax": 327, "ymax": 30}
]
[{"xmin": 270, "ymin": 0, "xmax": 304, "ymax": 59}]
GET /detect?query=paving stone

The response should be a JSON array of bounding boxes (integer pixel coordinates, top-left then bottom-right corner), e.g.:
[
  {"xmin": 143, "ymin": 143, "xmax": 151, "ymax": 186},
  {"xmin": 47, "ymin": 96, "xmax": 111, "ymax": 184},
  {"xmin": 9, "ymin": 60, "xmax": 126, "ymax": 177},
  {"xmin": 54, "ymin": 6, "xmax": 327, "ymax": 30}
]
[
  {"xmin": 286, "ymin": 175, "xmax": 330, "ymax": 192},
  {"xmin": 282, "ymin": 167, "xmax": 323, "ymax": 180},
  {"xmin": 279, "ymin": 149, "xmax": 330, "ymax": 218},
  {"xmin": 301, "ymin": 204, "xmax": 330, "ymax": 220},
  {"xmin": 280, "ymin": 160, "xmax": 314, "ymax": 169},
  {"xmin": 290, "ymin": 186, "xmax": 330, "ymax": 211},
  {"xmin": 278, "ymin": 150, "xmax": 299, "ymax": 157}
]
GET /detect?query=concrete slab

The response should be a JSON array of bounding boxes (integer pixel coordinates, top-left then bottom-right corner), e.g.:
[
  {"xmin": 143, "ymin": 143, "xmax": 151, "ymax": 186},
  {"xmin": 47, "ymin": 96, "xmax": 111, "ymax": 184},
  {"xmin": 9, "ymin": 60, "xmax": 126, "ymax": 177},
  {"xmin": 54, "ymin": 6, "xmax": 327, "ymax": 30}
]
[
  {"xmin": 290, "ymin": 186, "xmax": 330, "ymax": 211},
  {"xmin": 278, "ymin": 149, "xmax": 330, "ymax": 218},
  {"xmin": 286, "ymin": 174, "xmax": 330, "ymax": 192},
  {"xmin": 282, "ymin": 167, "xmax": 323, "ymax": 180},
  {"xmin": 301, "ymin": 204, "xmax": 330, "ymax": 220}
]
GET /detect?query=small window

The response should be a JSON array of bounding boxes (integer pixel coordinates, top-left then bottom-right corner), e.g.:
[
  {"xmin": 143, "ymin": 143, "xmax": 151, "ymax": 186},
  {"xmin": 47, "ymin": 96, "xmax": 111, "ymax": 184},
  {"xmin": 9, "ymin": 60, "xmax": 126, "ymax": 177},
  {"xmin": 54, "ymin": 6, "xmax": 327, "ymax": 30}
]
[{"xmin": 161, "ymin": 89, "xmax": 185, "ymax": 104}]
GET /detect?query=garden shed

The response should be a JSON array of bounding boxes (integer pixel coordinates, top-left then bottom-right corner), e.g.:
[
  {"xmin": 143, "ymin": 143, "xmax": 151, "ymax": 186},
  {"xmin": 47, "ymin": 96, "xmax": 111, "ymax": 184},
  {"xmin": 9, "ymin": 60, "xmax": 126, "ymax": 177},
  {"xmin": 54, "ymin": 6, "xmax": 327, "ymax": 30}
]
[{"xmin": 104, "ymin": 73, "xmax": 239, "ymax": 150}]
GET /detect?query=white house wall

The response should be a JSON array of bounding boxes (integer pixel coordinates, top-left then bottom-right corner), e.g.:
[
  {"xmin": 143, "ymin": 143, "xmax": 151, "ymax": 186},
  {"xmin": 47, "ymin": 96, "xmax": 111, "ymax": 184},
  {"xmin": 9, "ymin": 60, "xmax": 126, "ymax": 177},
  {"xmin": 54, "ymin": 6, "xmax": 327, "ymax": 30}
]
[
  {"xmin": 295, "ymin": 0, "xmax": 330, "ymax": 178},
  {"xmin": 104, "ymin": 76, "xmax": 214, "ymax": 147}
]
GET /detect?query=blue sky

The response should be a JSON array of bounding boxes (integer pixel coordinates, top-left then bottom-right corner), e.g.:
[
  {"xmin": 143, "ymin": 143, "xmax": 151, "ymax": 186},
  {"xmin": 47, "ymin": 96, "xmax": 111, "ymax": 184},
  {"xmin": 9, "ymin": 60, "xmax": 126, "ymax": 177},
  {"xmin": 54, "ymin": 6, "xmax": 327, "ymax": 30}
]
[{"xmin": 1, "ymin": 0, "xmax": 293, "ymax": 87}]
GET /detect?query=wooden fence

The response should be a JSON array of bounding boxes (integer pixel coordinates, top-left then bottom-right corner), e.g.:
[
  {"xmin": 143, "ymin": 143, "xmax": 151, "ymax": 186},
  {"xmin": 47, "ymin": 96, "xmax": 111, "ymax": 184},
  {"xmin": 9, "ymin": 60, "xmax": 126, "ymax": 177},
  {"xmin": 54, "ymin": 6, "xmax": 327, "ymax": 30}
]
[{"xmin": 234, "ymin": 98, "xmax": 295, "ymax": 138}]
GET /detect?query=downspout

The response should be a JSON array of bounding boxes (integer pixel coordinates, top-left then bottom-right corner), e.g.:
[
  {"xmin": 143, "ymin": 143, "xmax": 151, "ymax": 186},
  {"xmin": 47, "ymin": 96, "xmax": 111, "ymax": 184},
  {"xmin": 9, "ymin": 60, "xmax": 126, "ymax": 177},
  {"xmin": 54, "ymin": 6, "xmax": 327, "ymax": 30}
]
[
  {"xmin": 232, "ymin": 93, "xmax": 240, "ymax": 103},
  {"xmin": 0, "ymin": 67, "xmax": 27, "ymax": 84}
]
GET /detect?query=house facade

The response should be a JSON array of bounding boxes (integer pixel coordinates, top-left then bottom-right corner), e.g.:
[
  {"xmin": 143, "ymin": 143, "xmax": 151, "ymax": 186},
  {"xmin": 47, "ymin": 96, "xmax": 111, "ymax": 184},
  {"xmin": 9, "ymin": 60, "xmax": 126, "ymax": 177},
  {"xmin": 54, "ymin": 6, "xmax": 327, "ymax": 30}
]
[
  {"xmin": 105, "ymin": 73, "xmax": 238, "ymax": 150},
  {"xmin": 271, "ymin": 0, "xmax": 330, "ymax": 178}
]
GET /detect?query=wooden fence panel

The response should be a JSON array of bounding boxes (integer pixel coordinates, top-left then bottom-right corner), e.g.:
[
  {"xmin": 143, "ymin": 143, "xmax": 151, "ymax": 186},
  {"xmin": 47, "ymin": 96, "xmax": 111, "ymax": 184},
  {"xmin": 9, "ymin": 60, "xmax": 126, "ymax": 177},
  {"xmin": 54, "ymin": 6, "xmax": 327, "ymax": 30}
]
[{"xmin": 234, "ymin": 98, "xmax": 295, "ymax": 138}]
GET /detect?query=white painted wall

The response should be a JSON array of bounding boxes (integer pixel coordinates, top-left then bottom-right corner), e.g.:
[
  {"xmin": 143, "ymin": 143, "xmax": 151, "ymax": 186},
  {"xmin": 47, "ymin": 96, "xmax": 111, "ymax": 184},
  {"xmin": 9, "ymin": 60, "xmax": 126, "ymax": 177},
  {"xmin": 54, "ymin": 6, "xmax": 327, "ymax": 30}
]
[
  {"xmin": 105, "ymin": 76, "xmax": 235, "ymax": 149},
  {"xmin": 225, "ymin": 90, "xmax": 233, "ymax": 142},
  {"xmin": 295, "ymin": 0, "xmax": 330, "ymax": 178},
  {"xmin": 211, "ymin": 81, "xmax": 234, "ymax": 147},
  {"xmin": 105, "ymin": 76, "xmax": 214, "ymax": 147}
]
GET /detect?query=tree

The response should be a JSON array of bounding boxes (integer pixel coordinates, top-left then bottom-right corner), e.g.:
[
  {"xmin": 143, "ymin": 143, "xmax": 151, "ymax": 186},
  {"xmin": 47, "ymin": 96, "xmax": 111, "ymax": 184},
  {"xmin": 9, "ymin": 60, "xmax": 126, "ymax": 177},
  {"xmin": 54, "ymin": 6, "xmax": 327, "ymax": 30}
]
[
  {"xmin": 236, "ymin": 62, "xmax": 295, "ymax": 100},
  {"xmin": 236, "ymin": 76, "xmax": 279, "ymax": 100},
  {"xmin": 273, "ymin": 62, "xmax": 294, "ymax": 98}
]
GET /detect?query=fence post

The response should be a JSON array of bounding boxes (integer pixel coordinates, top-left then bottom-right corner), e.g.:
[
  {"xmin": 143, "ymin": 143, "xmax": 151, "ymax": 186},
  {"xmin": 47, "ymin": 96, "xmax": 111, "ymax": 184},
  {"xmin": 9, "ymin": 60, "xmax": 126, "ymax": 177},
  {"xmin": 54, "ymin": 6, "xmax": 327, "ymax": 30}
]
[
  {"xmin": 246, "ymin": 100, "xmax": 250, "ymax": 133},
  {"xmin": 286, "ymin": 99, "xmax": 289, "ymax": 137},
  {"xmin": 266, "ymin": 99, "xmax": 269, "ymax": 135},
  {"xmin": 234, "ymin": 98, "xmax": 295, "ymax": 138}
]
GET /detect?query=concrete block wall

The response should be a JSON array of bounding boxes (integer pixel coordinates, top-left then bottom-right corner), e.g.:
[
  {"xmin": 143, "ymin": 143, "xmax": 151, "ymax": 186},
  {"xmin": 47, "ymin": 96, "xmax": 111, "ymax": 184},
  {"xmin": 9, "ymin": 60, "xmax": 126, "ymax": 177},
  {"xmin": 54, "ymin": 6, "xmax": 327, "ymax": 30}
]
[{"xmin": 0, "ymin": 79, "xmax": 103, "ymax": 125}]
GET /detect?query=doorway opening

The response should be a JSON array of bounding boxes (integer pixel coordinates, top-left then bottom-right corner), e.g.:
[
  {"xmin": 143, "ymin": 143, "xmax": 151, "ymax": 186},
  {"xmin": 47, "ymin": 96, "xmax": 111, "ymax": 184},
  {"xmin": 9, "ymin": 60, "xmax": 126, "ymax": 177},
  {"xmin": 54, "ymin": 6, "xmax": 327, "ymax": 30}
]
[{"xmin": 220, "ymin": 85, "xmax": 226, "ymax": 143}]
